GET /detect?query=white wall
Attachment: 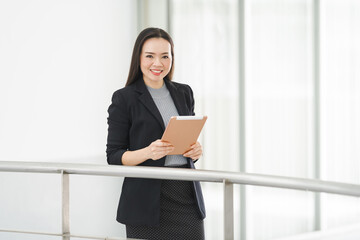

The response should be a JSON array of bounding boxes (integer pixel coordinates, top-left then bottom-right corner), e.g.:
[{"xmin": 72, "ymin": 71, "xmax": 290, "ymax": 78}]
[{"xmin": 0, "ymin": 0, "xmax": 137, "ymax": 238}]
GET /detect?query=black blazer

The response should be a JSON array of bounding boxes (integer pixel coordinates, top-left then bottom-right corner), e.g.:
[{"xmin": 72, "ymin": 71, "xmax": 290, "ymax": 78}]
[{"xmin": 106, "ymin": 79, "xmax": 206, "ymax": 226}]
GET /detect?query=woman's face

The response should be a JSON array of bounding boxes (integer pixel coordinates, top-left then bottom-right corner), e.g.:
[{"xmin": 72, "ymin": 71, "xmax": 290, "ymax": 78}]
[{"xmin": 140, "ymin": 37, "xmax": 172, "ymax": 89}]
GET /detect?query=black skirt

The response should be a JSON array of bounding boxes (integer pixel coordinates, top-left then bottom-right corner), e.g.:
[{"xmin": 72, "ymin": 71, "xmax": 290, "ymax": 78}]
[{"xmin": 126, "ymin": 165, "xmax": 205, "ymax": 240}]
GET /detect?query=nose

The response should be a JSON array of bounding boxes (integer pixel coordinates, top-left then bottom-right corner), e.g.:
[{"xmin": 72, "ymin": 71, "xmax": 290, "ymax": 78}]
[{"xmin": 153, "ymin": 57, "xmax": 163, "ymax": 66}]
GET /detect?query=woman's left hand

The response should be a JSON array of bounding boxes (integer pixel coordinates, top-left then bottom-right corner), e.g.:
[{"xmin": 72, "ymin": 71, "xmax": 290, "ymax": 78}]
[{"xmin": 183, "ymin": 141, "xmax": 202, "ymax": 160}]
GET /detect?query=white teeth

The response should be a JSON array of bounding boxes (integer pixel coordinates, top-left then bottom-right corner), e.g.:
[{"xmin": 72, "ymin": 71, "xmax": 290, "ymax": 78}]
[{"xmin": 151, "ymin": 70, "xmax": 162, "ymax": 73}]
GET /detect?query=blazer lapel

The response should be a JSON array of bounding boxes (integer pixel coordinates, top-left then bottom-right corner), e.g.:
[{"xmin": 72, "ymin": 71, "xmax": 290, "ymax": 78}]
[
  {"xmin": 135, "ymin": 79, "xmax": 166, "ymax": 130},
  {"xmin": 165, "ymin": 80, "xmax": 189, "ymax": 116}
]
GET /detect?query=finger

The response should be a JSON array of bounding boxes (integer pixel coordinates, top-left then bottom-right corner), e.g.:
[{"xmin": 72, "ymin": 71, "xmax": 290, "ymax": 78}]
[
  {"xmin": 183, "ymin": 150, "xmax": 195, "ymax": 158},
  {"xmin": 193, "ymin": 146, "xmax": 202, "ymax": 153},
  {"xmin": 188, "ymin": 152, "xmax": 201, "ymax": 160},
  {"xmin": 189, "ymin": 143, "xmax": 197, "ymax": 149},
  {"xmin": 157, "ymin": 146, "xmax": 174, "ymax": 152},
  {"xmin": 165, "ymin": 146, "xmax": 175, "ymax": 153},
  {"xmin": 159, "ymin": 141, "xmax": 173, "ymax": 147},
  {"xmin": 191, "ymin": 156, "xmax": 200, "ymax": 161},
  {"xmin": 189, "ymin": 151, "xmax": 201, "ymax": 159},
  {"xmin": 152, "ymin": 145, "xmax": 172, "ymax": 154},
  {"xmin": 158, "ymin": 146, "xmax": 174, "ymax": 154},
  {"xmin": 153, "ymin": 139, "xmax": 172, "ymax": 146},
  {"xmin": 192, "ymin": 150, "xmax": 203, "ymax": 159},
  {"xmin": 183, "ymin": 144, "xmax": 197, "ymax": 154},
  {"xmin": 152, "ymin": 146, "xmax": 175, "ymax": 159},
  {"xmin": 188, "ymin": 145, "xmax": 202, "ymax": 154},
  {"xmin": 183, "ymin": 149, "xmax": 192, "ymax": 157},
  {"xmin": 185, "ymin": 148, "xmax": 202, "ymax": 159}
]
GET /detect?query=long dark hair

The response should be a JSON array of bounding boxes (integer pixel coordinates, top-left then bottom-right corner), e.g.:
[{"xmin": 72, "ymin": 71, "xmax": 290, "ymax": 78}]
[{"xmin": 125, "ymin": 27, "xmax": 175, "ymax": 86}]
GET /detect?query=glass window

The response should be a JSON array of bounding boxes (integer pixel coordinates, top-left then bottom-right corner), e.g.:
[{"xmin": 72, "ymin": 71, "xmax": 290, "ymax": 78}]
[{"xmin": 321, "ymin": 0, "xmax": 360, "ymax": 229}]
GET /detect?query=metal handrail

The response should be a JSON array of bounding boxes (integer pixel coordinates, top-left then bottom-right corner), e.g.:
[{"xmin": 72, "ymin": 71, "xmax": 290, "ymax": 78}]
[
  {"xmin": 1, "ymin": 161, "xmax": 360, "ymax": 196},
  {"xmin": 0, "ymin": 228, "xmax": 127, "ymax": 240},
  {"xmin": 1, "ymin": 160, "xmax": 360, "ymax": 240}
]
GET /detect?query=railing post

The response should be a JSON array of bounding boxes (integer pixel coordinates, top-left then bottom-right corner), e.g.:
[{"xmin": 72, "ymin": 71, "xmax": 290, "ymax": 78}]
[
  {"xmin": 61, "ymin": 170, "xmax": 70, "ymax": 240},
  {"xmin": 223, "ymin": 179, "xmax": 234, "ymax": 240}
]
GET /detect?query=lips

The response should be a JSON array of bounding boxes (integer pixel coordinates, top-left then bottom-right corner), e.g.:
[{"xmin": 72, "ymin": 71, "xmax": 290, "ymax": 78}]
[{"xmin": 150, "ymin": 69, "xmax": 163, "ymax": 76}]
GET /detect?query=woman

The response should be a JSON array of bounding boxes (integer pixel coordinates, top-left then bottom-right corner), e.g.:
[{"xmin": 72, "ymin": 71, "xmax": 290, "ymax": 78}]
[{"xmin": 106, "ymin": 27, "xmax": 206, "ymax": 239}]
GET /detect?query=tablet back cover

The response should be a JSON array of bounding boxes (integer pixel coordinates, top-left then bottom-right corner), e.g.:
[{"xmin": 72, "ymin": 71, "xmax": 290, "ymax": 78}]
[{"xmin": 161, "ymin": 116, "xmax": 207, "ymax": 155}]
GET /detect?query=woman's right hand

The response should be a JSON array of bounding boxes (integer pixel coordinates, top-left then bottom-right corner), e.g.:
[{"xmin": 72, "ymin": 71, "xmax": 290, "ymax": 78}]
[{"xmin": 147, "ymin": 140, "xmax": 174, "ymax": 160}]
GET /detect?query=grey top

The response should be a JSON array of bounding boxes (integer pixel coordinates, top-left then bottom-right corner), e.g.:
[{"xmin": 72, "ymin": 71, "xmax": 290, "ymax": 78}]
[{"xmin": 147, "ymin": 83, "xmax": 188, "ymax": 166}]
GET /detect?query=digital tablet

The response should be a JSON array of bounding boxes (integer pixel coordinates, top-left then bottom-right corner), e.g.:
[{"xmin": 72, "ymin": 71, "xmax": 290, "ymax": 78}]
[{"xmin": 161, "ymin": 116, "xmax": 207, "ymax": 155}]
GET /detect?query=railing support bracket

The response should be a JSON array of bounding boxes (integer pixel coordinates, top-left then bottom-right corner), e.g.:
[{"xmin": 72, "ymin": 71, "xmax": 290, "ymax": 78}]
[
  {"xmin": 61, "ymin": 170, "xmax": 70, "ymax": 240},
  {"xmin": 223, "ymin": 179, "xmax": 234, "ymax": 240}
]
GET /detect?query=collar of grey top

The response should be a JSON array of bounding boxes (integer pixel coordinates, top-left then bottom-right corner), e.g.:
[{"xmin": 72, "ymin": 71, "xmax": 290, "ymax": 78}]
[
  {"xmin": 130, "ymin": 78, "xmax": 189, "ymax": 118},
  {"xmin": 146, "ymin": 82, "xmax": 170, "ymax": 98}
]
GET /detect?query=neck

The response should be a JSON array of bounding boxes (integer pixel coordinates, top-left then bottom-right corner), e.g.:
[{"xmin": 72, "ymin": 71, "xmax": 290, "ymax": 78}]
[{"xmin": 143, "ymin": 79, "xmax": 164, "ymax": 89}]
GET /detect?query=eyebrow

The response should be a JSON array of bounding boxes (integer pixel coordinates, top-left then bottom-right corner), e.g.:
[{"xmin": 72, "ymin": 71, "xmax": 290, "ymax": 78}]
[{"xmin": 144, "ymin": 52, "xmax": 170, "ymax": 55}]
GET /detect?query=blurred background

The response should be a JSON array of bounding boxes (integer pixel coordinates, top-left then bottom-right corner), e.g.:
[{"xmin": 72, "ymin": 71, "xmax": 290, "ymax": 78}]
[{"xmin": 0, "ymin": 0, "xmax": 359, "ymax": 239}]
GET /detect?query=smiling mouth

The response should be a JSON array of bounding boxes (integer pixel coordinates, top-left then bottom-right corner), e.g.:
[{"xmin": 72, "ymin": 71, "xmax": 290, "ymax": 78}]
[{"xmin": 150, "ymin": 69, "xmax": 163, "ymax": 74}]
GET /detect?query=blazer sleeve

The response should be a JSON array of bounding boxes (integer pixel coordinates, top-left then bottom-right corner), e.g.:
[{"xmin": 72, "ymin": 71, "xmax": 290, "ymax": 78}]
[
  {"xmin": 106, "ymin": 90, "xmax": 130, "ymax": 165},
  {"xmin": 188, "ymin": 85, "xmax": 195, "ymax": 116}
]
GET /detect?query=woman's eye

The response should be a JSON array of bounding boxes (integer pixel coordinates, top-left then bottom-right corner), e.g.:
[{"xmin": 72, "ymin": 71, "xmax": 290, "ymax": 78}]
[
  {"xmin": 163, "ymin": 56, "xmax": 169, "ymax": 59},
  {"xmin": 146, "ymin": 55, "xmax": 153, "ymax": 58}
]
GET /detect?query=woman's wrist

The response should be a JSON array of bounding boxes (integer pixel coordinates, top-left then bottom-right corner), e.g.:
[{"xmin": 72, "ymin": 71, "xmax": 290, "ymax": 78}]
[
  {"xmin": 143, "ymin": 146, "xmax": 151, "ymax": 160},
  {"xmin": 122, "ymin": 147, "xmax": 149, "ymax": 166}
]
